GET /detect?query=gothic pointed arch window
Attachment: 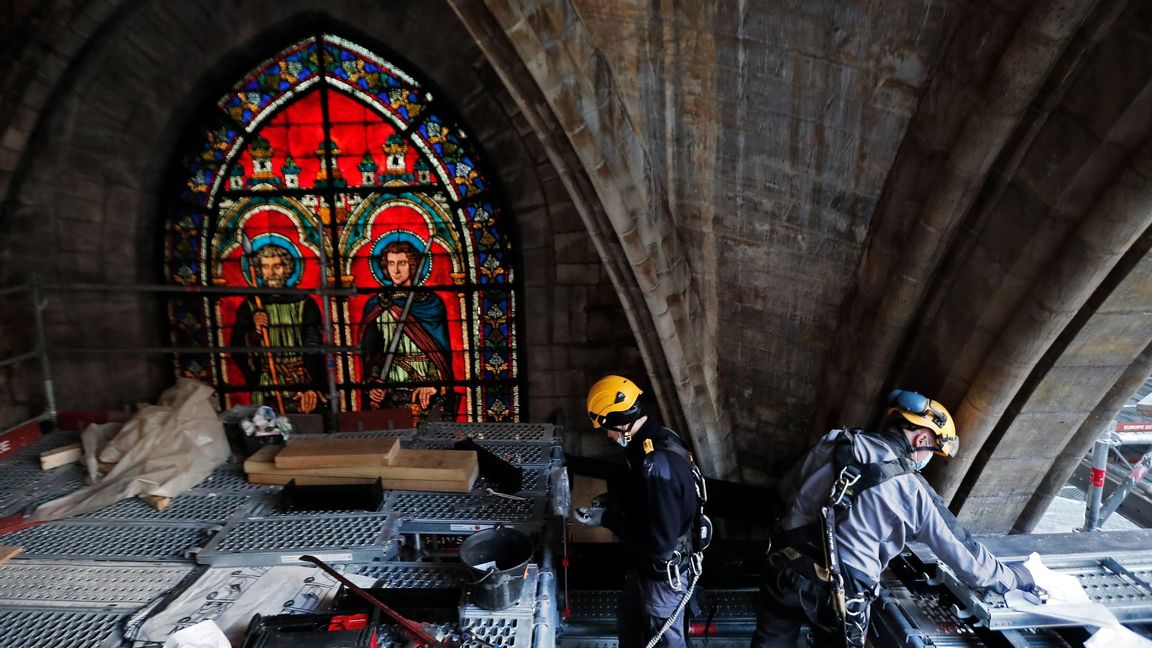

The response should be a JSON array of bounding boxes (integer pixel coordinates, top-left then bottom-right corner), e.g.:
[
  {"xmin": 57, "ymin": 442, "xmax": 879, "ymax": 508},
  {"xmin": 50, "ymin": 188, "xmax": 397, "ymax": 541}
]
[{"xmin": 164, "ymin": 34, "xmax": 520, "ymax": 422}]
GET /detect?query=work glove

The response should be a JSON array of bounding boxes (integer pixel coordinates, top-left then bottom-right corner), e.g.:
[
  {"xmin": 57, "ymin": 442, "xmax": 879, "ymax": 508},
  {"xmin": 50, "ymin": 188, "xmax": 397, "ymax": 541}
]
[
  {"xmin": 1006, "ymin": 561, "xmax": 1036, "ymax": 592},
  {"xmin": 571, "ymin": 506, "xmax": 605, "ymax": 528},
  {"xmin": 590, "ymin": 491, "xmax": 617, "ymax": 509}
]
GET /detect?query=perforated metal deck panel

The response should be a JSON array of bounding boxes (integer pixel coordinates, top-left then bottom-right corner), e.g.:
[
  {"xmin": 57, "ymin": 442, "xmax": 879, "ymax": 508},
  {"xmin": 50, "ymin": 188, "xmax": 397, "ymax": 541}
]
[
  {"xmin": 0, "ymin": 520, "xmax": 212, "ymax": 561},
  {"xmin": 419, "ymin": 422, "xmax": 557, "ymax": 444},
  {"xmin": 195, "ymin": 512, "xmax": 401, "ymax": 566},
  {"xmin": 188, "ymin": 463, "xmax": 270, "ymax": 492},
  {"xmin": 351, "ymin": 561, "xmax": 469, "ymax": 588},
  {"xmin": 560, "ymin": 638, "xmax": 752, "ymax": 648},
  {"xmin": 79, "ymin": 493, "xmax": 257, "ymax": 523},
  {"xmin": 389, "ymin": 490, "xmax": 547, "ymax": 533},
  {"xmin": 469, "ymin": 466, "xmax": 550, "ymax": 494},
  {"xmin": 0, "ymin": 608, "xmax": 130, "ymax": 648},
  {"xmin": 940, "ymin": 555, "xmax": 1152, "ymax": 629},
  {"xmin": 0, "ymin": 561, "xmax": 196, "ymax": 609},
  {"xmin": 410, "ymin": 439, "xmax": 560, "ymax": 467}
]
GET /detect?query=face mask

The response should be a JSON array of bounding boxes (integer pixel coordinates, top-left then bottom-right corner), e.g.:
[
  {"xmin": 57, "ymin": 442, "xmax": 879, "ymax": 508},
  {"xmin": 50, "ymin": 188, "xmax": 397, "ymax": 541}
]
[
  {"xmin": 615, "ymin": 435, "xmax": 630, "ymax": 448},
  {"xmin": 912, "ymin": 452, "xmax": 932, "ymax": 471}
]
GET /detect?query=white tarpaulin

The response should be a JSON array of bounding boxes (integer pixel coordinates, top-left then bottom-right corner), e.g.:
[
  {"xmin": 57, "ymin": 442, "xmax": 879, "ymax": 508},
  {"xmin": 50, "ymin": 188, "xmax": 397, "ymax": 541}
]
[
  {"xmin": 1005, "ymin": 552, "xmax": 1152, "ymax": 647},
  {"xmin": 29, "ymin": 379, "xmax": 229, "ymax": 522}
]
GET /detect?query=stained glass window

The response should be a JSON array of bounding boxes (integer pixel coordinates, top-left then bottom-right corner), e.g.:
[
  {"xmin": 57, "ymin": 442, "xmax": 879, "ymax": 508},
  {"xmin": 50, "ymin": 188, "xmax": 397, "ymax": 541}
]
[{"xmin": 165, "ymin": 34, "xmax": 520, "ymax": 423}]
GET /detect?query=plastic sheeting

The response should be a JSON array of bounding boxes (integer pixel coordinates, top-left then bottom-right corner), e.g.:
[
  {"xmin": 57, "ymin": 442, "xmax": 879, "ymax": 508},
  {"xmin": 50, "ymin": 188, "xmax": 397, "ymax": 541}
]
[{"xmin": 29, "ymin": 379, "xmax": 229, "ymax": 522}]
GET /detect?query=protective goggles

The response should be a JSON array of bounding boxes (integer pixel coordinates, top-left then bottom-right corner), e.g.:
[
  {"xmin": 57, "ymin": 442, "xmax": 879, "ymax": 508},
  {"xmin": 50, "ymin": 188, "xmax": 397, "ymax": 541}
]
[
  {"xmin": 588, "ymin": 407, "xmax": 640, "ymax": 430},
  {"xmin": 888, "ymin": 389, "xmax": 947, "ymax": 427}
]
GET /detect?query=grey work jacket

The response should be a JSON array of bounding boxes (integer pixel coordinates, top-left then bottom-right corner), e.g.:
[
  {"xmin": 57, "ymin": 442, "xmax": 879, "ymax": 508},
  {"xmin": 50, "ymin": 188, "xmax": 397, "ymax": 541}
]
[{"xmin": 778, "ymin": 429, "xmax": 1024, "ymax": 592}]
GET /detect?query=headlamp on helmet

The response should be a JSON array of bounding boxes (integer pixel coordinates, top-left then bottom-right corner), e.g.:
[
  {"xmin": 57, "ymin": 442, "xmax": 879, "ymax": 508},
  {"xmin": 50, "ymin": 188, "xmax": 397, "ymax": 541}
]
[{"xmin": 887, "ymin": 389, "xmax": 959, "ymax": 457}]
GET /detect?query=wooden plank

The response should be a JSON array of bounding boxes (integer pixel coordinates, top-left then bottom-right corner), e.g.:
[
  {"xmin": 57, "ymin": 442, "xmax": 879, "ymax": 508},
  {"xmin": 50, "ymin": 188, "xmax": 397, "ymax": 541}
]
[
  {"xmin": 246, "ymin": 464, "xmax": 477, "ymax": 493},
  {"xmin": 40, "ymin": 443, "xmax": 82, "ymax": 470},
  {"xmin": 274, "ymin": 437, "xmax": 400, "ymax": 469},
  {"xmin": 0, "ymin": 545, "xmax": 23, "ymax": 565},
  {"xmin": 138, "ymin": 495, "xmax": 172, "ymax": 511},
  {"xmin": 250, "ymin": 445, "xmax": 478, "ymax": 482}
]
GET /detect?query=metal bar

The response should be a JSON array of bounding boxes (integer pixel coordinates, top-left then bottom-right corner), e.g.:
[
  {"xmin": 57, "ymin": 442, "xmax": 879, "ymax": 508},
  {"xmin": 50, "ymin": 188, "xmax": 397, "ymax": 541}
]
[
  {"xmin": 1100, "ymin": 557, "xmax": 1152, "ymax": 597},
  {"xmin": 0, "ymin": 349, "xmax": 40, "ymax": 369},
  {"xmin": 37, "ymin": 282, "xmax": 357, "ymax": 297},
  {"xmin": 50, "ymin": 345, "xmax": 353, "ymax": 355},
  {"xmin": 30, "ymin": 280, "xmax": 56, "ymax": 422},
  {"xmin": 1098, "ymin": 447, "xmax": 1152, "ymax": 526},
  {"xmin": 1084, "ymin": 434, "xmax": 1112, "ymax": 531},
  {"xmin": 0, "ymin": 284, "xmax": 29, "ymax": 297}
]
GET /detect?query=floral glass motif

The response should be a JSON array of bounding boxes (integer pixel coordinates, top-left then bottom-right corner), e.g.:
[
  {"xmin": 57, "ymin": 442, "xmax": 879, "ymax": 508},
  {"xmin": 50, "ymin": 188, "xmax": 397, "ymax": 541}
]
[{"xmin": 165, "ymin": 34, "xmax": 519, "ymax": 423}]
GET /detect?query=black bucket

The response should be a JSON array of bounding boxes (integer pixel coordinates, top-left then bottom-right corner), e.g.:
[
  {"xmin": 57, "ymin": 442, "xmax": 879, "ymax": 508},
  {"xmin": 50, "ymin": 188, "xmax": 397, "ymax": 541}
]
[{"xmin": 459, "ymin": 526, "xmax": 534, "ymax": 610}]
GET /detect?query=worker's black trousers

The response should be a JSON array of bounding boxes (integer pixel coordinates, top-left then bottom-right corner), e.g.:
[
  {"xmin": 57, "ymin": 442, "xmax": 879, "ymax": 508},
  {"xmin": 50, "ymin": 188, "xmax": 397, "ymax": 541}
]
[
  {"xmin": 617, "ymin": 569, "xmax": 691, "ymax": 648},
  {"xmin": 749, "ymin": 559, "xmax": 871, "ymax": 648}
]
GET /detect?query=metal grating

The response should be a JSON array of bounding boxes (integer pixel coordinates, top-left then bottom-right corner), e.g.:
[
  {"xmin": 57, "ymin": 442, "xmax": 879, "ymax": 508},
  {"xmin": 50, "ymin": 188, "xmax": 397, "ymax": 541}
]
[
  {"xmin": 80, "ymin": 493, "xmax": 253, "ymax": 523},
  {"xmin": 0, "ymin": 608, "xmax": 127, "ymax": 648},
  {"xmin": 189, "ymin": 464, "xmax": 266, "ymax": 491},
  {"xmin": 0, "ymin": 521, "xmax": 210, "ymax": 561},
  {"xmin": 0, "ymin": 489, "xmax": 29, "ymax": 515},
  {"xmin": 420, "ymin": 422, "xmax": 555, "ymax": 443},
  {"xmin": 700, "ymin": 588, "xmax": 760, "ymax": 618},
  {"xmin": 298, "ymin": 430, "xmax": 416, "ymax": 440},
  {"xmin": 941, "ymin": 556, "xmax": 1152, "ymax": 628},
  {"xmin": 351, "ymin": 561, "xmax": 468, "ymax": 588},
  {"xmin": 460, "ymin": 616, "xmax": 533, "ymax": 647},
  {"xmin": 391, "ymin": 492, "xmax": 544, "ymax": 531},
  {"xmin": 567, "ymin": 591, "xmax": 618, "ymax": 619},
  {"xmin": 196, "ymin": 513, "xmax": 399, "ymax": 566},
  {"xmin": 560, "ymin": 638, "xmax": 752, "ymax": 648},
  {"xmin": 39, "ymin": 463, "xmax": 89, "ymax": 492},
  {"xmin": 0, "ymin": 462, "xmax": 47, "ymax": 490},
  {"xmin": 0, "ymin": 561, "xmax": 195, "ymax": 607}
]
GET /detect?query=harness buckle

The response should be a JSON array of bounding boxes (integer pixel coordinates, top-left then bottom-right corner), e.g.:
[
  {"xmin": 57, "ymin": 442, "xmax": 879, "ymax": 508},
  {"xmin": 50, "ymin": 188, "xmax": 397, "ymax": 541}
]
[
  {"xmin": 690, "ymin": 551, "xmax": 704, "ymax": 577},
  {"xmin": 830, "ymin": 467, "xmax": 862, "ymax": 506},
  {"xmin": 665, "ymin": 551, "xmax": 683, "ymax": 591}
]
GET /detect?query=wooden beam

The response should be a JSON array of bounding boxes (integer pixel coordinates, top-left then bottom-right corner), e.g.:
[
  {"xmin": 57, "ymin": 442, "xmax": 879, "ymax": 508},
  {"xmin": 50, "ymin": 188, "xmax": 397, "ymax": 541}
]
[{"xmin": 274, "ymin": 437, "xmax": 400, "ymax": 469}]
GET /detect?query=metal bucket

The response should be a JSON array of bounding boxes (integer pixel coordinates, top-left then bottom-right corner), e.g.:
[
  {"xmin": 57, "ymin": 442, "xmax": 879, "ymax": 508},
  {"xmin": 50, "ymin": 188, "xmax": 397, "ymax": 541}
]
[{"xmin": 459, "ymin": 526, "xmax": 534, "ymax": 610}]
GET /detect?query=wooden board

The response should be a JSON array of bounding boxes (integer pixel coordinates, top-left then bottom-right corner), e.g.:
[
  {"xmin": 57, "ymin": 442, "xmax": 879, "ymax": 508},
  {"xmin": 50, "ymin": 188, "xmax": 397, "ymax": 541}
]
[
  {"xmin": 274, "ymin": 437, "xmax": 401, "ymax": 469},
  {"xmin": 246, "ymin": 468, "xmax": 477, "ymax": 493},
  {"xmin": 246, "ymin": 445, "xmax": 479, "ymax": 492},
  {"xmin": 40, "ymin": 443, "xmax": 82, "ymax": 470},
  {"xmin": 0, "ymin": 545, "xmax": 23, "ymax": 565}
]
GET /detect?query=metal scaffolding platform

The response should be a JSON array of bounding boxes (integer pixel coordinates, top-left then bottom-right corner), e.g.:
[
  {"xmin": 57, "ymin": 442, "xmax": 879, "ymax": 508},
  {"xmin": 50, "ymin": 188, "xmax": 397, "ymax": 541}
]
[{"xmin": 0, "ymin": 422, "xmax": 563, "ymax": 648}]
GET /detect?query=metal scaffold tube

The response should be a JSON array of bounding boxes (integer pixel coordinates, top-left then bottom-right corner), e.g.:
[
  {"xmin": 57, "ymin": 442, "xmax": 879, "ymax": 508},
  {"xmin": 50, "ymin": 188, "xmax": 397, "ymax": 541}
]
[{"xmin": 1083, "ymin": 424, "xmax": 1118, "ymax": 532}]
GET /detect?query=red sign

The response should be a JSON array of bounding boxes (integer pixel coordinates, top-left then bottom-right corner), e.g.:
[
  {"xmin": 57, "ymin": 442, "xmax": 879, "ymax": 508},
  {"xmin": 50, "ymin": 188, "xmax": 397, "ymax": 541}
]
[{"xmin": 0, "ymin": 421, "xmax": 43, "ymax": 461}]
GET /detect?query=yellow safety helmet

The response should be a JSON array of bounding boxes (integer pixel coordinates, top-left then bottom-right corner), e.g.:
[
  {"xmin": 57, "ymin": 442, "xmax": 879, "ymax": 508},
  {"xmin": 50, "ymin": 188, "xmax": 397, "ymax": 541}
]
[
  {"xmin": 887, "ymin": 389, "xmax": 959, "ymax": 457},
  {"xmin": 587, "ymin": 375, "xmax": 643, "ymax": 430}
]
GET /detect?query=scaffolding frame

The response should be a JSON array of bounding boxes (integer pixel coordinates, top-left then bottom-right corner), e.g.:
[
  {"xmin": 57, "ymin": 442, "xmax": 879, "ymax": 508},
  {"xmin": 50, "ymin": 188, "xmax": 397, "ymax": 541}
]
[{"xmin": 0, "ymin": 277, "xmax": 438, "ymax": 432}]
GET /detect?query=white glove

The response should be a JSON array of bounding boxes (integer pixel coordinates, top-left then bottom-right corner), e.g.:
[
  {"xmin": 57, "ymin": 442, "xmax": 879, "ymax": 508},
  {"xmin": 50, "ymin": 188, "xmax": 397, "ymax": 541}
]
[{"xmin": 571, "ymin": 506, "xmax": 605, "ymax": 528}]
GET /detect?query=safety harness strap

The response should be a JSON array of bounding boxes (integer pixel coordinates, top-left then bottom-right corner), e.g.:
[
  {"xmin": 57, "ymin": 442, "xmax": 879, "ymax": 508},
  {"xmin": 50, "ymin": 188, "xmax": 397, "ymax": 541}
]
[
  {"xmin": 829, "ymin": 431, "xmax": 915, "ymax": 508},
  {"xmin": 823, "ymin": 430, "xmax": 915, "ymax": 642}
]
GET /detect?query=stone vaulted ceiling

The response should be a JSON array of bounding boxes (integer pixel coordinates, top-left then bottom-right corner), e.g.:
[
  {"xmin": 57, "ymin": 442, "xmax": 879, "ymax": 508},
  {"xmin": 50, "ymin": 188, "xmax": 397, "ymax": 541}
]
[{"xmin": 1, "ymin": 0, "xmax": 1150, "ymax": 533}]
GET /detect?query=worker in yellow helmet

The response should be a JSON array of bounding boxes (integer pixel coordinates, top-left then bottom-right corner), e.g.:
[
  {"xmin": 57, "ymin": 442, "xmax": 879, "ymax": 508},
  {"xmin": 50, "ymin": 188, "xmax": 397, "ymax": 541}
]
[
  {"xmin": 751, "ymin": 389, "xmax": 1042, "ymax": 647},
  {"xmin": 575, "ymin": 375, "xmax": 710, "ymax": 648}
]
